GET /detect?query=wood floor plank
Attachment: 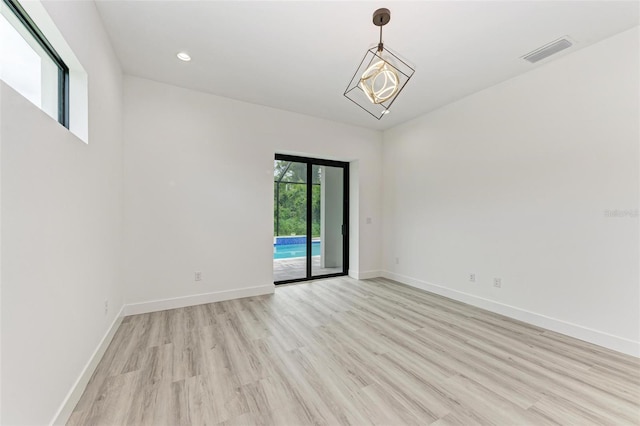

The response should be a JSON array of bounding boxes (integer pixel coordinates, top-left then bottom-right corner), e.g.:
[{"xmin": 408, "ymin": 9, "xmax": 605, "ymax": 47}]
[{"xmin": 69, "ymin": 276, "xmax": 640, "ymax": 425}]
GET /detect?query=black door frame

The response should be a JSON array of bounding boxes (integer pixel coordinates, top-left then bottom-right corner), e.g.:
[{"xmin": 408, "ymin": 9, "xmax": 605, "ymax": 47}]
[{"xmin": 274, "ymin": 154, "xmax": 349, "ymax": 285}]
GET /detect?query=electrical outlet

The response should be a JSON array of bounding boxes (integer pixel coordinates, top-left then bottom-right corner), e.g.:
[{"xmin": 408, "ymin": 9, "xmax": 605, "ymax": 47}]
[
  {"xmin": 493, "ymin": 278, "xmax": 502, "ymax": 288},
  {"xmin": 104, "ymin": 300, "xmax": 109, "ymax": 315},
  {"xmin": 470, "ymin": 273, "xmax": 476, "ymax": 282},
  {"xmin": 395, "ymin": 257, "xmax": 400, "ymax": 265},
  {"xmin": 195, "ymin": 271, "xmax": 202, "ymax": 281}
]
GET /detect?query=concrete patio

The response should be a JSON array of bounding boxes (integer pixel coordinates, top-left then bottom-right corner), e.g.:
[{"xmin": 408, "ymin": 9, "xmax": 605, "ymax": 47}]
[{"xmin": 273, "ymin": 255, "xmax": 342, "ymax": 282}]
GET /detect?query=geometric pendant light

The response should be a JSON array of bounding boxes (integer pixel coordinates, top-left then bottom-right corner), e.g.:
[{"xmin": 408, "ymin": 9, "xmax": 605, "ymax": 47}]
[{"xmin": 344, "ymin": 8, "xmax": 415, "ymax": 120}]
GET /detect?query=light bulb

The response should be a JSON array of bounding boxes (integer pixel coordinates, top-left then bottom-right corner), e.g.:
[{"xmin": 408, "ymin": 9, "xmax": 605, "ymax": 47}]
[{"xmin": 359, "ymin": 58, "xmax": 399, "ymax": 104}]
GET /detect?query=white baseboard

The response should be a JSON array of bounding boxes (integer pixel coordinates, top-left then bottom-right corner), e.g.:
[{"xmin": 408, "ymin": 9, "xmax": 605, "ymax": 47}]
[
  {"xmin": 348, "ymin": 270, "xmax": 382, "ymax": 280},
  {"xmin": 51, "ymin": 306, "xmax": 125, "ymax": 425},
  {"xmin": 122, "ymin": 285, "xmax": 275, "ymax": 316},
  {"xmin": 382, "ymin": 271, "xmax": 640, "ymax": 358}
]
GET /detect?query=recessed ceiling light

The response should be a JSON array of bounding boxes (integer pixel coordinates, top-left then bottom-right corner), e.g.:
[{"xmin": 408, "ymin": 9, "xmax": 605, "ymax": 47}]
[{"xmin": 176, "ymin": 52, "xmax": 191, "ymax": 62}]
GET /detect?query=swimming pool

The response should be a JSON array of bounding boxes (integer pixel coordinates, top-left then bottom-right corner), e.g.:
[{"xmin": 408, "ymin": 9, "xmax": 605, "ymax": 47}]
[{"xmin": 274, "ymin": 241, "xmax": 320, "ymax": 259}]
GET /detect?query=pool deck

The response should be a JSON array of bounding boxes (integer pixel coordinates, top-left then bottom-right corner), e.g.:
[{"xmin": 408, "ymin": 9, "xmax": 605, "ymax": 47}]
[{"xmin": 273, "ymin": 255, "xmax": 342, "ymax": 282}]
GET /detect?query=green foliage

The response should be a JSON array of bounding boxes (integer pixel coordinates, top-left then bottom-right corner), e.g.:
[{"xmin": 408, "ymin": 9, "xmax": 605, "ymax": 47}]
[
  {"xmin": 274, "ymin": 160, "xmax": 323, "ymax": 237},
  {"xmin": 274, "ymin": 182, "xmax": 321, "ymax": 237}
]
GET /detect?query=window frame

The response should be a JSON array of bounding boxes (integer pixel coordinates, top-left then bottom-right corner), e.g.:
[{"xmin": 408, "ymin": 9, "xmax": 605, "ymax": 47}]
[{"xmin": 2, "ymin": 0, "xmax": 69, "ymax": 127}]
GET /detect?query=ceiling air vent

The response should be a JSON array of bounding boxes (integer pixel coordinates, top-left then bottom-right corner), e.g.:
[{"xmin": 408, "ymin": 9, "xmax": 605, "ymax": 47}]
[{"xmin": 523, "ymin": 38, "xmax": 573, "ymax": 63}]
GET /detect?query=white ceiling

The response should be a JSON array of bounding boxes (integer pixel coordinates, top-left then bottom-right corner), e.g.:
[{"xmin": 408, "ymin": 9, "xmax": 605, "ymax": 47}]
[{"xmin": 95, "ymin": 1, "xmax": 639, "ymax": 131}]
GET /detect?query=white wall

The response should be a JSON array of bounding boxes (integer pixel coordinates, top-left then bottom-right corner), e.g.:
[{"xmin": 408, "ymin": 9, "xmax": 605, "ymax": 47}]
[
  {"xmin": 383, "ymin": 27, "xmax": 640, "ymax": 356},
  {"xmin": 0, "ymin": 1, "xmax": 123, "ymax": 424},
  {"xmin": 122, "ymin": 76, "xmax": 382, "ymax": 308}
]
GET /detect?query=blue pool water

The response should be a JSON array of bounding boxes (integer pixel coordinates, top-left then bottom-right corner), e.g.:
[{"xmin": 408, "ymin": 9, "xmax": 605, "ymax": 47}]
[{"xmin": 274, "ymin": 241, "xmax": 320, "ymax": 259}]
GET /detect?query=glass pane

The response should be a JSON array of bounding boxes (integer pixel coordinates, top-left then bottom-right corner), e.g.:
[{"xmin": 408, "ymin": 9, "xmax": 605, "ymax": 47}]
[
  {"xmin": 312, "ymin": 165, "xmax": 344, "ymax": 277},
  {"xmin": 0, "ymin": 12, "xmax": 41, "ymax": 106},
  {"xmin": 0, "ymin": 7, "xmax": 59, "ymax": 119},
  {"xmin": 274, "ymin": 160, "xmax": 307, "ymax": 184},
  {"xmin": 273, "ymin": 161, "xmax": 307, "ymax": 281}
]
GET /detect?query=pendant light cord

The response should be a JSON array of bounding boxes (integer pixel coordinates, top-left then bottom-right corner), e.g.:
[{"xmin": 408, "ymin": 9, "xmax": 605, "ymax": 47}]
[{"xmin": 378, "ymin": 23, "xmax": 383, "ymax": 52}]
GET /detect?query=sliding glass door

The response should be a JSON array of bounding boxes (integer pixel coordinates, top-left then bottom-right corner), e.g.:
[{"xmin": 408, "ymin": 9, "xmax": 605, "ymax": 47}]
[
  {"xmin": 273, "ymin": 159, "xmax": 308, "ymax": 281},
  {"xmin": 312, "ymin": 164, "xmax": 344, "ymax": 277},
  {"xmin": 273, "ymin": 154, "xmax": 349, "ymax": 284}
]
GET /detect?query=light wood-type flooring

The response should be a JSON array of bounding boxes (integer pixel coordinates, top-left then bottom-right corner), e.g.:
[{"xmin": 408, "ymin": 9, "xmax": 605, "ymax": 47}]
[{"xmin": 69, "ymin": 277, "xmax": 640, "ymax": 425}]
